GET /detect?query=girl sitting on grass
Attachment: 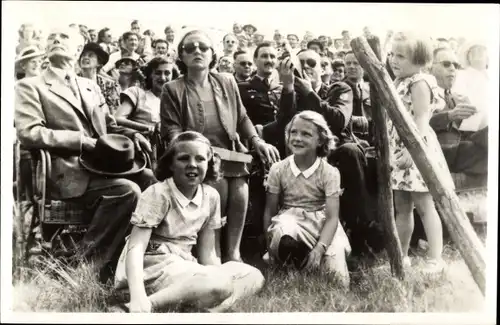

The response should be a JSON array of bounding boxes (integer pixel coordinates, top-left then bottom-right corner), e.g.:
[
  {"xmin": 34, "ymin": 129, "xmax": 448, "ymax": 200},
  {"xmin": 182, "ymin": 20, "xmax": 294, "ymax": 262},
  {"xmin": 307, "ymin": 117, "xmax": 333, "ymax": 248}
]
[
  {"xmin": 388, "ymin": 31, "xmax": 454, "ymax": 274},
  {"xmin": 263, "ymin": 111, "xmax": 351, "ymax": 288},
  {"xmin": 113, "ymin": 131, "xmax": 264, "ymax": 313}
]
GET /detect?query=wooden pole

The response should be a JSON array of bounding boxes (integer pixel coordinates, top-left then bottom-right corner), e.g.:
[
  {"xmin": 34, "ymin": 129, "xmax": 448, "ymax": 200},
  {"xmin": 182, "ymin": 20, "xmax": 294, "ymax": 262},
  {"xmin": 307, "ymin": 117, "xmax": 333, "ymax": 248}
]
[
  {"xmin": 361, "ymin": 37, "xmax": 405, "ymax": 279},
  {"xmin": 350, "ymin": 36, "xmax": 486, "ymax": 295}
]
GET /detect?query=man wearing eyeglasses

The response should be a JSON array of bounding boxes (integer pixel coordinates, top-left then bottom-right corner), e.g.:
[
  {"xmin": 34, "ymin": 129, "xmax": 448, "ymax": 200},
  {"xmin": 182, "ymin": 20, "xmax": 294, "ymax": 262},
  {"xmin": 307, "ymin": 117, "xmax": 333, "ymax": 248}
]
[
  {"xmin": 429, "ymin": 47, "xmax": 488, "ymax": 185},
  {"xmin": 233, "ymin": 51, "xmax": 253, "ymax": 83}
]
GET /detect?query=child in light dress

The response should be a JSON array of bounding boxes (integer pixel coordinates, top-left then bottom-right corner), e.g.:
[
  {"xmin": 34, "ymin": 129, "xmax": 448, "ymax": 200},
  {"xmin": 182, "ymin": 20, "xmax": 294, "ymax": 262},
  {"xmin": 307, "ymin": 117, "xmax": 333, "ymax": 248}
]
[
  {"xmin": 263, "ymin": 111, "xmax": 351, "ymax": 288},
  {"xmin": 388, "ymin": 31, "xmax": 454, "ymax": 274},
  {"xmin": 113, "ymin": 131, "xmax": 264, "ymax": 312}
]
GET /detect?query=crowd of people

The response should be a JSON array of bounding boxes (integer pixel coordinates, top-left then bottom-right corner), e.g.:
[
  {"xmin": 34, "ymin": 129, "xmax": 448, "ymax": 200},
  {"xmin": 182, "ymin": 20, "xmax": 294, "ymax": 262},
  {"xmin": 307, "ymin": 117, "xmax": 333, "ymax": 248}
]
[{"xmin": 13, "ymin": 19, "xmax": 490, "ymax": 313}]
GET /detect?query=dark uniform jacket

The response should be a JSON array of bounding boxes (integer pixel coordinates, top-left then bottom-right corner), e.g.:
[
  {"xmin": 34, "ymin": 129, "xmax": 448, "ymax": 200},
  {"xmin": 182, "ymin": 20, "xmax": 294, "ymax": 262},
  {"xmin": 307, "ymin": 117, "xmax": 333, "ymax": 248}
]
[
  {"xmin": 262, "ymin": 80, "xmax": 354, "ymax": 158},
  {"xmin": 238, "ymin": 75, "xmax": 284, "ymax": 126}
]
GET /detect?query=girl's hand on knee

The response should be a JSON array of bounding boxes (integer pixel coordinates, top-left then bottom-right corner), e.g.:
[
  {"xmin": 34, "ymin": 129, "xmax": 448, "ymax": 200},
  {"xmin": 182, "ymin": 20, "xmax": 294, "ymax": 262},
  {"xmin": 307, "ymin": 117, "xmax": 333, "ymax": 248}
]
[
  {"xmin": 395, "ymin": 150, "xmax": 412, "ymax": 169},
  {"xmin": 303, "ymin": 246, "xmax": 323, "ymax": 270},
  {"xmin": 129, "ymin": 295, "xmax": 152, "ymax": 313}
]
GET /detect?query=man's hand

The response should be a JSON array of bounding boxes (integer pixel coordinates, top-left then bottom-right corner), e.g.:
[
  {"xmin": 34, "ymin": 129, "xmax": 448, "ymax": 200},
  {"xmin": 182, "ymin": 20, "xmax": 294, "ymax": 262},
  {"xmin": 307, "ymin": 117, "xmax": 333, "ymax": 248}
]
[
  {"xmin": 295, "ymin": 76, "xmax": 313, "ymax": 95},
  {"xmin": 303, "ymin": 245, "xmax": 324, "ymax": 271},
  {"xmin": 134, "ymin": 133, "xmax": 152, "ymax": 154},
  {"xmin": 82, "ymin": 136, "xmax": 97, "ymax": 152},
  {"xmin": 394, "ymin": 149, "xmax": 412, "ymax": 169},
  {"xmin": 449, "ymin": 104, "xmax": 477, "ymax": 122},
  {"xmin": 352, "ymin": 116, "xmax": 369, "ymax": 134},
  {"xmin": 278, "ymin": 57, "xmax": 295, "ymax": 92}
]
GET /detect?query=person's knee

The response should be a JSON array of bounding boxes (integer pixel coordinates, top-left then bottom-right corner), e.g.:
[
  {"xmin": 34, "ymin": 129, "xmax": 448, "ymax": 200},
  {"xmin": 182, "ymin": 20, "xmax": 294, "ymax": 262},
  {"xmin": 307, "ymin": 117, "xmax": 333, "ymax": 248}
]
[
  {"xmin": 208, "ymin": 275, "xmax": 233, "ymax": 302},
  {"xmin": 223, "ymin": 261, "xmax": 265, "ymax": 291}
]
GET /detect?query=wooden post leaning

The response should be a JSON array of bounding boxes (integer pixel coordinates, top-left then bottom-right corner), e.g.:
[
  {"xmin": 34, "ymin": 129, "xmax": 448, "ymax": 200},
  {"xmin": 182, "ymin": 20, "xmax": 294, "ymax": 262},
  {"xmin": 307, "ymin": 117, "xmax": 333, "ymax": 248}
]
[
  {"xmin": 350, "ymin": 36, "xmax": 486, "ymax": 295},
  {"xmin": 361, "ymin": 36, "xmax": 405, "ymax": 279}
]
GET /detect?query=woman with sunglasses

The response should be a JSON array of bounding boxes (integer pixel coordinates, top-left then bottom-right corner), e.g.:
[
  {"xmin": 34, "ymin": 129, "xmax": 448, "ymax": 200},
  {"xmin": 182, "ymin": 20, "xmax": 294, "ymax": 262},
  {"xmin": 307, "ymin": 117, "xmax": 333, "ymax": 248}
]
[{"xmin": 161, "ymin": 29, "xmax": 280, "ymax": 263}]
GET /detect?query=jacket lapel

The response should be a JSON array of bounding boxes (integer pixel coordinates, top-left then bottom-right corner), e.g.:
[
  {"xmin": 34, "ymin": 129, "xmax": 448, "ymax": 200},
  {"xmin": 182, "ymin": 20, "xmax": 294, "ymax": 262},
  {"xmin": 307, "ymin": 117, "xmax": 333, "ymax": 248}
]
[
  {"xmin": 44, "ymin": 68, "xmax": 87, "ymax": 119},
  {"xmin": 210, "ymin": 74, "xmax": 235, "ymax": 141},
  {"xmin": 76, "ymin": 77, "xmax": 94, "ymax": 121}
]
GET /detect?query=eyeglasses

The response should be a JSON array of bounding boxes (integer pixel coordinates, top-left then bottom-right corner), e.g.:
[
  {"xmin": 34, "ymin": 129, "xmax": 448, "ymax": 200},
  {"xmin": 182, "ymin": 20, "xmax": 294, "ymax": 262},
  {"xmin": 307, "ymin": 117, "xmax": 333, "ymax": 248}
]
[
  {"xmin": 435, "ymin": 60, "xmax": 460, "ymax": 69},
  {"xmin": 300, "ymin": 58, "xmax": 317, "ymax": 68},
  {"xmin": 182, "ymin": 41, "xmax": 211, "ymax": 54},
  {"xmin": 239, "ymin": 61, "xmax": 253, "ymax": 67}
]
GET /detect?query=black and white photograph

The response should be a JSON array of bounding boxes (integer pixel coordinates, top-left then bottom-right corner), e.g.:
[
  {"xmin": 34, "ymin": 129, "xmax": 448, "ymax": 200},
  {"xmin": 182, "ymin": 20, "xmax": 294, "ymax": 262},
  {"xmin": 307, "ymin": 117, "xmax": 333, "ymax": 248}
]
[{"xmin": 1, "ymin": 1, "xmax": 498, "ymax": 323}]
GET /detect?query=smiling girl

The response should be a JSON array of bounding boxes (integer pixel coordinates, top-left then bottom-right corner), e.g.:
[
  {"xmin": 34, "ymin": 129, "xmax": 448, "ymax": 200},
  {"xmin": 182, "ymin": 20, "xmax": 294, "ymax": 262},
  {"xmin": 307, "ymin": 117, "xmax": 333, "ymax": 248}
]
[
  {"xmin": 114, "ymin": 131, "xmax": 264, "ymax": 312},
  {"xmin": 263, "ymin": 111, "xmax": 351, "ymax": 288}
]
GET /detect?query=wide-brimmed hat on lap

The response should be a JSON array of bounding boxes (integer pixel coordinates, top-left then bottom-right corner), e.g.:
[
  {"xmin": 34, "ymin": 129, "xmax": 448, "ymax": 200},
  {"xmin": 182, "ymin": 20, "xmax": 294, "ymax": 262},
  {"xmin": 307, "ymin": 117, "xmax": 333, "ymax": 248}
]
[{"xmin": 79, "ymin": 134, "xmax": 146, "ymax": 176}]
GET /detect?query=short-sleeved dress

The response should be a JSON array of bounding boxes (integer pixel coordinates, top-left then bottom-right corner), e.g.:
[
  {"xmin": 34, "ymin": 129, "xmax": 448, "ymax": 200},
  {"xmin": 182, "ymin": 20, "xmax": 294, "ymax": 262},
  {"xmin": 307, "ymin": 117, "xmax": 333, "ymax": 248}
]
[
  {"xmin": 115, "ymin": 86, "xmax": 161, "ymax": 128},
  {"xmin": 387, "ymin": 73, "xmax": 455, "ymax": 192},
  {"xmin": 114, "ymin": 178, "xmax": 222, "ymax": 294},
  {"xmin": 265, "ymin": 156, "xmax": 351, "ymax": 258}
]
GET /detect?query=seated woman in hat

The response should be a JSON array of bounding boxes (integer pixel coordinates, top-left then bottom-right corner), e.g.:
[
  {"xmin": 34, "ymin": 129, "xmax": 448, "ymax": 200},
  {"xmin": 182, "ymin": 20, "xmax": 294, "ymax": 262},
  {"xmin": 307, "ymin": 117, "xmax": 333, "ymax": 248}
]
[
  {"xmin": 15, "ymin": 45, "xmax": 45, "ymax": 80},
  {"xmin": 160, "ymin": 29, "xmax": 280, "ymax": 262},
  {"xmin": 115, "ymin": 57, "xmax": 144, "ymax": 91},
  {"xmin": 115, "ymin": 57, "xmax": 179, "ymax": 165},
  {"xmin": 78, "ymin": 42, "xmax": 122, "ymax": 114}
]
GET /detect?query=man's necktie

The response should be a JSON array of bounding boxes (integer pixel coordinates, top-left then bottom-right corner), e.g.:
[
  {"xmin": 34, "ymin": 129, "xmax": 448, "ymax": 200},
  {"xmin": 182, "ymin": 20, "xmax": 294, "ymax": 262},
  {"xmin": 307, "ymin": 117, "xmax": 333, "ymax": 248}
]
[
  {"xmin": 444, "ymin": 89, "xmax": 455, "ymax": 109},
  {"xmin": 65, "ymin": 74, "xmax": 80, "ymax": 101},
  {"xmin": 263, "ymin": 78, "xmax": 270, "ymax": 89}
]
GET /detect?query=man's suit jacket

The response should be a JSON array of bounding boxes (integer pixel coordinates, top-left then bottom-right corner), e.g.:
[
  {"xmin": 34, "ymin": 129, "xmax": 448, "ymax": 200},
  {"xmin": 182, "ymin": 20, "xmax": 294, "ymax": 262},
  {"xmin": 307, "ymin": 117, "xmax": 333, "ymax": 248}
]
[
  {"xmin": 429, "ymin": 90, "xmax": 469, "ymax": 165},
  {"xmin": 15, "ymin": 67, "xmax": 136, "ymax": 199}
]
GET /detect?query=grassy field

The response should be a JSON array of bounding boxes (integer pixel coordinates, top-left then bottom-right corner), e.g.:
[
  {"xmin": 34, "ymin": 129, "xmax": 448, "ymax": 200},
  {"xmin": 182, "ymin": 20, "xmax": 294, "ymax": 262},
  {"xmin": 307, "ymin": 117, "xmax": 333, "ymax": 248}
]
[{"xmin": 11, "ymin": 190, "xmax": 487, "ymax": 313}]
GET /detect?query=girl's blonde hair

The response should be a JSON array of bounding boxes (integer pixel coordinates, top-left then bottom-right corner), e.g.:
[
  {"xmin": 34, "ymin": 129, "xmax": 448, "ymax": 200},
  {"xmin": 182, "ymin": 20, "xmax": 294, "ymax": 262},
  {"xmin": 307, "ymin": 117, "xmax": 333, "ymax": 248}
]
[
  {"xmin": 393, "ymin": 31, "xmax": 434, "ymax": 68},
  {"xmin": 285, "ymin": 110, "xmax": 337, "ymax": 157},
  {"xmin": 155, "ymin": 131, "xmax": 221, "ymax": 183}
]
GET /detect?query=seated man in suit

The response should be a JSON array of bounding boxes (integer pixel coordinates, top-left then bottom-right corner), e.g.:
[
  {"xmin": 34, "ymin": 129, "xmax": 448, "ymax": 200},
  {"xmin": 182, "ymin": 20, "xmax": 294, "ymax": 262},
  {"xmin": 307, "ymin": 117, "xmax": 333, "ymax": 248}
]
[
  {"xmin": 343, "ymin": 51, "xmax": 372, "ymax": 145},
  {"xmin": 262, "ymin": 51, "xmax": 382, "ymax": 256},
  {"xmin": 429, "ymin": 47, "xmax": 488, "ymax": 183},
  {"xmin": 15, "ymin": 26, "xmax": 157, "ymax": 280}
]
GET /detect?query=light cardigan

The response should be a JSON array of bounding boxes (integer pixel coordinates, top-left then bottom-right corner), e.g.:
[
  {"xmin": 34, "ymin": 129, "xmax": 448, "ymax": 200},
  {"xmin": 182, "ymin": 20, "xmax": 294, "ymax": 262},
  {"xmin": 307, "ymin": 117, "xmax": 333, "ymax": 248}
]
[{"xmin": 160, "ymin": 72, "xmax": 258, "ymax": 152}]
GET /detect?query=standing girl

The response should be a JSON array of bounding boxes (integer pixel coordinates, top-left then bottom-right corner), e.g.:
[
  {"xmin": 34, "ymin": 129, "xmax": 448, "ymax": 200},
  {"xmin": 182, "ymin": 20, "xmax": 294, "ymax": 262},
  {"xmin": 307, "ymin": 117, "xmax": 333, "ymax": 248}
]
[
  {"xmin": 263, "ymin": 111, "xmax": 351, "ymax": 288},
  {"xmin": 114, "ymin": 131, "xmax": 264, "ymax": 312},
  {"xmin": 388, "ymin": 32, "xmax": 454, "ymax": 273}
]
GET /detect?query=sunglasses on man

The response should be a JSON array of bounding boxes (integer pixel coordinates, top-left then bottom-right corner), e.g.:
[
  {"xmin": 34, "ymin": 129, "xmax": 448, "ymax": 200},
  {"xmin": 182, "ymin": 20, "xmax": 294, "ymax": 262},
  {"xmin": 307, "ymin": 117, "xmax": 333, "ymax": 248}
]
[
  {"xmin": 239, "ymin": 61, "xmax": 253, "ymax": 67},
  {"xmin": 300, "ymin": 58, "xmax": 317, "ymax": 69},
  {"xmin": 182, "ymin": 41, "xmax": 211, "ymax": 54},
  {"xmin": 435, "ymin": 60, "xmax": 460, "ymax": 69}
]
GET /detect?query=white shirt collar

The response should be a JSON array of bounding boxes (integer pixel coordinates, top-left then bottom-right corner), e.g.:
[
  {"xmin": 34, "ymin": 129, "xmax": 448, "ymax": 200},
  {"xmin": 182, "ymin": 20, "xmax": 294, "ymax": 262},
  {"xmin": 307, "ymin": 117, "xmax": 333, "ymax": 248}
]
[
  {"xmin": 50, "ymin": 66, "xmax": 76, "ymax": 81},
  {"xmin": 167, "ymin": 177, "xmax": 203, "ymax": 208},
  {"xmin": 290, "ymin": 156, "xmax": 321, "ymax": 179}
]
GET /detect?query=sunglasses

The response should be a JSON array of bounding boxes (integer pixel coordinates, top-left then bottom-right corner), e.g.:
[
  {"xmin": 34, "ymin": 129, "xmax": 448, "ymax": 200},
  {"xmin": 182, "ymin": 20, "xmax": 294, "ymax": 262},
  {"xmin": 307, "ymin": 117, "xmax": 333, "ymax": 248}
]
[
  {"xmin": 239, "ymin": 61, "xmax": 253, "ymax": 67},
  {"xmin": 436, "ymin": 60, "xmax": 460, "ymax": 69},
  {"xmin": 300, "ymin": 58, "xmax": 317, "ymax": 68},
  {"xmin": 182, "ymin": 41, "xmax": 211, "ymax": 54},
  {"xmin": 225, "ymin": 40, "xmax": 236, "ymax": 44},
  {"xmin": 333, "ymin": 68, "xmax": 344, "ymax": 73}
]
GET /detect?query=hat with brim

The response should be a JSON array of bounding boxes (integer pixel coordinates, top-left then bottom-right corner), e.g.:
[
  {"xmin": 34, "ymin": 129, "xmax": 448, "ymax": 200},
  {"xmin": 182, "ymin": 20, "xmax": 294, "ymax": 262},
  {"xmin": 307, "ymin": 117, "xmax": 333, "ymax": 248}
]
[
  {"xmin": 79, "ymin": 42, "xmax": 110, "ymax": 66},
  {"xmin": 79, "ymin": 134, "xmax": 146, "ymax": 177},
  {"xmin": 243, "ymin": 24, "xmax": 257, "ymax": 33},
  {"xmin": 15, "ymin": 45, "xmax": 45, "ymax": 64},
  {"xmin": 115, "ymin": 57, "xmax": 138, "ymax": 70}
]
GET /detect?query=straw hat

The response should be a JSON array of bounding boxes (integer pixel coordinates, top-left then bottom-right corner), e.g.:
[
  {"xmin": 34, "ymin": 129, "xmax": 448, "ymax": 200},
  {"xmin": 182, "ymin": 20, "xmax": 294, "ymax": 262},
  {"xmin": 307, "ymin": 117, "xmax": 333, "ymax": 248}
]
[{"xmin": 15, "ymin": 45, "xmax": 45, "ymax": 64}]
